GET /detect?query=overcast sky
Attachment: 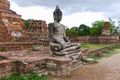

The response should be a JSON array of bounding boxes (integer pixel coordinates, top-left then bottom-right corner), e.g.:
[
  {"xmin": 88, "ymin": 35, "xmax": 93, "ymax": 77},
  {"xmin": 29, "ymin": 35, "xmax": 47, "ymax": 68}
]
[{"xmin": 9, "ymin": 0, "xmax": 120, "ymax": 28}]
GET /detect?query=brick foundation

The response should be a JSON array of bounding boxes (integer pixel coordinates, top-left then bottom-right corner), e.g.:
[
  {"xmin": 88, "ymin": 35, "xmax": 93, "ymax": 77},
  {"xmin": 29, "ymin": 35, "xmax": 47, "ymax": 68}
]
[
  {"xmin": 70, "ymin": 35, "xmax": 120, "ymax": 44},
  {"xmin": 0, "ymin": 41, "xmax": 49, "ymax": 51},
  {"xmin": 0, "ymin": 50, "xmax": 82, "ymax": 77}
]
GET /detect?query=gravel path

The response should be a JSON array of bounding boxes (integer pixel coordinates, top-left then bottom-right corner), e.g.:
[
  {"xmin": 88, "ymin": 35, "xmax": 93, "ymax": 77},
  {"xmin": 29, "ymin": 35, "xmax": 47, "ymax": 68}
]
[{"xmin": 48, "ymin": 51, "xmax": 120, "ymax": 80}]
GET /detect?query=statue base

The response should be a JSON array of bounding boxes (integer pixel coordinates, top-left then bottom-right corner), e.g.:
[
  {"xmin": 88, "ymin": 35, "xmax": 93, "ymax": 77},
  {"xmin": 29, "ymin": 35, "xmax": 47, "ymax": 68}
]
[{"xmin": 0, "ymin": 50, "xmax": 83, "ymax": 77}]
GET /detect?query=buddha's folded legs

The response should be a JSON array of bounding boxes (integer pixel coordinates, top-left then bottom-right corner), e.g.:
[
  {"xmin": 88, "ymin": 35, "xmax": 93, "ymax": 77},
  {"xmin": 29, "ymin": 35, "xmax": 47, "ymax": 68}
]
[
  {"xmin": 62, "ymin": 44, "xmax": 80, "ymax": 52},
  {"xmin": 61, "ymin": 48, "xmax": 81, "ymax": 55}
]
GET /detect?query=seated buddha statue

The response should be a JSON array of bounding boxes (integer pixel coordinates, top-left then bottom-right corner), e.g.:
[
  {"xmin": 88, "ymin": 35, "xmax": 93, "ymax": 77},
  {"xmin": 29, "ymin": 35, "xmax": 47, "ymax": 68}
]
[{"xmin": 48, "ymin": 5, "xmax": 81, "ymax": 60}]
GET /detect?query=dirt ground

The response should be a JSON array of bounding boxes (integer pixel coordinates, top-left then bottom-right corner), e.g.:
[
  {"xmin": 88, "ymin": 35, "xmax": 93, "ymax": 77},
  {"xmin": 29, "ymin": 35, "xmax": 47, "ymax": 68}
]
[{"xmin": 48, "ymin": 52, "xmax": 120, "ymax": 80}]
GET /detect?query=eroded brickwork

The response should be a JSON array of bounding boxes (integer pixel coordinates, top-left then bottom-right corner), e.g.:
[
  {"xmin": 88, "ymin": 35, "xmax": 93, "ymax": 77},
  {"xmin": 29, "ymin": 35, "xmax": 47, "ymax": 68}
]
[
  {"xmin": 0, "ymin": 50, "xmax": 76, "ymax": 77},
  {"xmin": 0, "ymin": 0, "xmax": 48, "ymax": 43},
  {"xmin": 0, "ymin": 59, "xmax": 16, "ymax": 77},
  {"xmin": 102, "ymin": 22, "xmax": 111, "ymax": 35},
  {"xmin": 70, "ymin": 36, "xmax": 120, "ymax": 44},
  {"xmin": 26, "ymin": 20, "xmax": 48, "ymax": 36},
  {"xmin": 25, "ymin": 20, "xmax": 48, "ymax": 41},
  {"xmin": 0, "ymin": 0, "xmax": 25, "ymax": 41}
]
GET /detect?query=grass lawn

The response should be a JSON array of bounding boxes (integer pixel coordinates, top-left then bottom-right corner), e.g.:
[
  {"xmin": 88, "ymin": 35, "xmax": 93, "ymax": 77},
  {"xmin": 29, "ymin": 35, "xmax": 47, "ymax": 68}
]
[
  {"xmin": 87, "ymin": 45, "xmax": 120, "ymax": 60},
  {"xmin": 81, "ymin": 43, "xmax": 109, "ymax": 50}
]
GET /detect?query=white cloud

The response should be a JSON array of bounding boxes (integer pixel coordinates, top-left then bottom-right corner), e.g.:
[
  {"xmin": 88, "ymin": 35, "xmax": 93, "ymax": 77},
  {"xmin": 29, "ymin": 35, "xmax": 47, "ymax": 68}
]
[
  {"xmin": 62, "ymin": 12, "xmax": 108, "ymax": 28},
  {"xmin": 10, "ymin": 1, "xmax": 53, "ymax": 23},
  {"xmin": 10, "ymin": 1, "xmax": 108, "ymax": 28}
]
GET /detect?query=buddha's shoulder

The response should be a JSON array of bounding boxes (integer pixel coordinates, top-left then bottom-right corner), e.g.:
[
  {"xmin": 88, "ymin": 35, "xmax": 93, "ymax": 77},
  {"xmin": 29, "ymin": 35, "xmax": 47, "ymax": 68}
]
[
  {"xmin": 48, "ymin": 23, "xmax": 54, "ymax": 28},
  {"xmin": 48, "ymin": 22, "xmax": 54, "ymax": 25}
]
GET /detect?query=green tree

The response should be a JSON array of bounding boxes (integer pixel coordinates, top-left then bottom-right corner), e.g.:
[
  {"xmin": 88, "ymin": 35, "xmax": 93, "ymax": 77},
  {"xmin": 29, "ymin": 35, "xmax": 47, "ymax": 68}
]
[
  {"xmin": 25, "ymin": 19, "xmax": 30, "ymax": 27},
  {"xmin": 78, "ymin": 24, "xmax": 90, "ymax": 36},
  {"xmin": 66, "ymin": 24, "xmax": 90, "ymax": 36},
  {"xmin": 109, "ymin": 17, "xmax": 120, "ymax": 35},
  {"xmin": 90, "ymin": 20, "xmax": 105, "ymax": 35},
  {"xmin": 90, "ymin": 20, "xmax": 113, "ymax": 35},
  {"xmin": 71, "ymin": 26, "xmax": 79, "ymax": 31},
  {"xmin": 90, "ymin": 27, "xmax": 98, "ymax": 36},
  {"xmin": 66, "ymin": 28, "xmax": 79, "ymax": 36}
]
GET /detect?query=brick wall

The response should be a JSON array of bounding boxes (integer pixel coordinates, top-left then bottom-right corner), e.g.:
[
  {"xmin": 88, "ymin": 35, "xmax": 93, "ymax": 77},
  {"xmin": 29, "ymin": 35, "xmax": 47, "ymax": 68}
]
[
  {"xmin": 0, "ymin": 59, "xmax": 16, "ymax": 77},
  {"xmin": 70, "ymin": 35, "xmax": 120, "ymax": 44},
  {"xmin": 0, "ymin": 41, "xmax": 49, "ymax": 51},
  {"xmin": 98, "ymin": 36, "xmax": 119, "ymax": 44}
]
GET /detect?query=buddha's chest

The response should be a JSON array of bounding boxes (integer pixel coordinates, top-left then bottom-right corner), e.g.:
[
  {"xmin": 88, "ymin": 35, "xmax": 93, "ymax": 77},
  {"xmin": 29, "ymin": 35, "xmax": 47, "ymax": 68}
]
[{"xmin": 54, "ymin": 24, "xmax": 65, "ymax": 34}]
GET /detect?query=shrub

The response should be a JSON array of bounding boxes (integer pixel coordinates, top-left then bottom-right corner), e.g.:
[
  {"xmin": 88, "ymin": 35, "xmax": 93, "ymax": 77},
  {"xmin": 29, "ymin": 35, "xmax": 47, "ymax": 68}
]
[{"xmin": 0, "ymin": 72, "xmax": 48, "ymax": 80}]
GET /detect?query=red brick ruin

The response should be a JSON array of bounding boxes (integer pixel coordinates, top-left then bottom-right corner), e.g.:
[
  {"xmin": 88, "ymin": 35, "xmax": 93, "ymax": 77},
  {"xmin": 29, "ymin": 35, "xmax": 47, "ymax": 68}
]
[
  {"xmin": 102, "ymin": 22, "xmax": 110, "ymax": 35},
  {"xmin": 26, "ymin": 20, "xmax": 48, "ymax": 36},
  {"xmin": 0, "ymin": 0, "xmax": 49, "ymax": 50},
  {"xmin": 0, "ymin": 0, "xmax": 120, "ymax": 78},
  {"xmin": 0, "ymin": 0, "xmax": 24, "ymax": 41},
  {"xmin": 0, "ymin": 0, "xmax": 81, "ymax": 77}
]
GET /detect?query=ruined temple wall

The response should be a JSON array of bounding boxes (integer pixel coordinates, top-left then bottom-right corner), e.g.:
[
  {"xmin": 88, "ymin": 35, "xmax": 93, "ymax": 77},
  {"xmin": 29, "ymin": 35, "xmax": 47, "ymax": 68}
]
[
  {"xmin": 1, "ymin": 12, "xmax": 21, "ymax": 19},
  {"xmin": 0, "ymin": 0, "xmax": 10, "ymax": 9},
  {"xmin": 98, "ymin": 36, "xmax": 119, "ymax": 44},
  {"xmin": 0, "ymin": 12, "xmax": 11, "ymax": 42},
  {"xmin": 42, "ymin": 21, "xmax": 48, "ymax": 34},
  {"xmin": 0, "ymin": 0, "xmax": 26, "ymax": 41},
  {"xmin": 0, "ymin": 60, "xmax": 16, "ymax": 77},
  {"xmin": 70, "ymin": 36, "xmax": 120, "ymax": 44},
  {"xmin": 27, "ymin": 20, "xmax": 48, "ymax": 36}
]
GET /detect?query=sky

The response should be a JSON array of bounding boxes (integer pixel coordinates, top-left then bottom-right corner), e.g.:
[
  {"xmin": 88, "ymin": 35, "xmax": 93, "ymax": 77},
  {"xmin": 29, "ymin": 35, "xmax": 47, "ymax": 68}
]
[{"xmin": 9, "ymin": 0, "xmax": 120, "ymax": 28}]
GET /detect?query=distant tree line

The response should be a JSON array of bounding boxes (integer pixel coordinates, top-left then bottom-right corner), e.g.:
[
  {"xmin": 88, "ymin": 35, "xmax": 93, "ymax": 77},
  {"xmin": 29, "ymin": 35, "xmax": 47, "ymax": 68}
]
[
  {"xmin": 66, "ymin": 19, "xmax": 120, "ymax": 36},
  {"xmin": 24, "ymin": 18, "xmax": 120, "ymax": 36}
]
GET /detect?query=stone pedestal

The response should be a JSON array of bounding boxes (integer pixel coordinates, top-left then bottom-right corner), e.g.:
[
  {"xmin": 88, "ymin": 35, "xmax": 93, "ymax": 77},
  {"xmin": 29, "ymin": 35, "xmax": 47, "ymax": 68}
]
[{"xmin": 0, "ymin": 50, "xmax": 82, "ymax": 77}]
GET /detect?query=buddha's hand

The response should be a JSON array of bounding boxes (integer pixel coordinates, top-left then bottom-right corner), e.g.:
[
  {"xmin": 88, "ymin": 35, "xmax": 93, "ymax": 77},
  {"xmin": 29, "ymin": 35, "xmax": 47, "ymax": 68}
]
[
  {"xmin": 59, "ymin": 42, "xmax": 66, "ymax": 49},
  {"xmin": 63, "ymin": 37, "xmax": 71, "ymax": 43}
]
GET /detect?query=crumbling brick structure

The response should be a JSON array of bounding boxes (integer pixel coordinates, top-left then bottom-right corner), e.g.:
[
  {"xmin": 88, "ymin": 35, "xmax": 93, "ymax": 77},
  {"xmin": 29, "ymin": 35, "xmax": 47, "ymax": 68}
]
[
  {"xmin": 102, "ymin": 22, "xmax": 111, "ymax": 35},
  {"xmin": 26, "ymin": 19, "xmax": 48, "ymax": 37},
  {"xmin": 70, "ymin": 35, "xmax": 120, "ymax": 44},
  {"xmin": 0, "ymin": 0, "xmax": 26, "ymax": 41}
]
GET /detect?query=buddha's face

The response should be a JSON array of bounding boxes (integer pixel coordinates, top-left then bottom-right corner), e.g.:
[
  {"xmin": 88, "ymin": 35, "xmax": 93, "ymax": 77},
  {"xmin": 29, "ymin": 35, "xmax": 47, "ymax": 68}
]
[{"xmin": 54, "ymin": 15, "xmax": 62, "ymax": 23}]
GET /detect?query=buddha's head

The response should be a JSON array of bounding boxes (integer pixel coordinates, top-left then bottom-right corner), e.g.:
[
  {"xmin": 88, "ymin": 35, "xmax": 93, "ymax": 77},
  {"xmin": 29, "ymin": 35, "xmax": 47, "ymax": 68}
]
[{"xmin": 53, "ymin": 5, "xmax": 62, "ymax": 23}]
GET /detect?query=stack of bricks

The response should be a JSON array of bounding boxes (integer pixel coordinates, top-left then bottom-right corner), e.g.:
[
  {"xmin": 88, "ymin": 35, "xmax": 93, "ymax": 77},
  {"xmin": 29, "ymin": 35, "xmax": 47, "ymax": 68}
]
[
  {"xmin": 26, "ymin": 20, "xmax": 48, "ymax": 37},
  {"xmin": 89, "ymin": 36, "xmax": 98, "ymax": 44},
  {"xmin": 69, "ymin": 36, "xmax": 90, "ymax": 43},
  {"xmin": 98, "ymin": 36, "xmax": 119, "ymax": 44},
  {"xmin": 0, "ymin": 59, "xmax": 16, "ymax": 77},
  {"xmin": 0, "ymin": 15, "xmax": 10, "ymax": 42},
  {"xmin": 70, "ymin": 36, "xmax": 120, "ymax": 44},
  {"xmin": 16, "ymin": 61, "xmax": 34, "ymax": 74},
  {"xmin": 16, "ymin": 59, "xmax": 46, "ymax": 74},
  {"xmin": 0, "ymin": 0, "xmax": 10, "ymax": 9},
  {"xmin": 0, "ymin": 0, "xmax": 26, "ymax": 42},
  {"xmin": 45, "ymin": 58, "xmax": 74, "ymax": 76},
  {"xmin": 75, "ymin": 36, "xmax": 90, "ymax": 43},
  {"xmin": 102, "ymin": 22, "xmax": 111, "ymax": 36},
  {"xmin": 0, "ymin": 50, "xmax": 83, "ymax": 77},
  {"xmin": 46, "ymin": 59, "xmax": 82, "ymax": 76},
  {"xmin": 0, "ymin": 42, "xmax": 49, "ymax": 51}
]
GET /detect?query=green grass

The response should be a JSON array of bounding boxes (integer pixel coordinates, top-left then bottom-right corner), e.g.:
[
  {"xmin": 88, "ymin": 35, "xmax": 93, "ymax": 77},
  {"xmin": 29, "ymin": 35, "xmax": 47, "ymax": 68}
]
[
  {"xmin": 66, "ymin": 72, "xmax": 74, "ymax": 78},
  {"xmin": 87, "ymin": 45, "xmax": 120, "ymax": 60},
  {"xmin": 81, "ymin": 43, "xmax": 108, "ymax": 50},
  {"xmin": 0, "ymin": 72, "xmax": 48, "ymax": 80},
  {"xmin": 104, "ymin": 46, "xmax": 120, "ymax": 57}
]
